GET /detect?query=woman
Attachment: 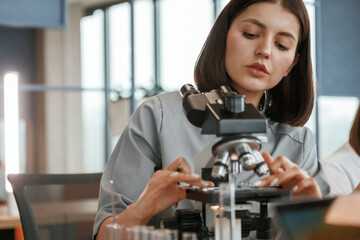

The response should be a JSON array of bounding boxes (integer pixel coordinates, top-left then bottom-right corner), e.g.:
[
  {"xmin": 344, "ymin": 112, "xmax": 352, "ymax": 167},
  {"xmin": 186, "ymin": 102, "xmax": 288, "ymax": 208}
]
[
  {"xmin": 94, "ymin": 0, "xmax": 330, "ymax": 239},
  {"xmin": 321, "ymin": 103, "xmax": 360, "ymax": 196}
]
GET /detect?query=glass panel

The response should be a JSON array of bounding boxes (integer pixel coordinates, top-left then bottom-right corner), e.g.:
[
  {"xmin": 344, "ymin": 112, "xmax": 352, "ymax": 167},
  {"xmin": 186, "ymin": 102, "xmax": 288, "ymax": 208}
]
[
  {"xmin": 135, "ymin": 0, "xmax": 155, "ymax": 92},
  {"xmin": 108, "ymin": 98, "xmax": 131, "ymax": 152},
  {"xmin": 305, "ymin": 105, "xmax": 316, "ymax": 137},
  {"xmin": 0, "ymin": 114, "xmax": 4, "ymax": 173},
  {"xmin": 108, "ymin": 3, "xmax": 132, "ymax": 149},
  {"xmin": 318, "ymin": 96, "xmax": 359, "ymax": 159},
  {"xmin": 109, "ymin": 3, "xmax": 131, "ymax": 98},
  {"xmin": 22, "ymin": 91, "xmax": 106, "ymax": 173},
  {"xmin": 219, "ymin": 0, "xmax": 230, "ymax": 14},
  {"xmin": 304, "ymin": 1, "xmax": 316, "ymax": 134},
  {"xmin": 80, "ymin": 10, "xmax": 105, "ymax": 89},
  {"xmin": 159, "ymin": 0, "xmax": 213, "ymax": 91},
  {"xmin": 304, "ymin": 0, "xmax": 316, "ymax": 4},
  {"xmin": 0, "ymin": 115, "xmax": 5, "ymax": 200},
  {"xmin": 81, "ymin": 91, "xmax": 106, "ymax": 172},
  {"xmin": 80, "ymin": 10, "xmax": 106, "ymax": 172}
]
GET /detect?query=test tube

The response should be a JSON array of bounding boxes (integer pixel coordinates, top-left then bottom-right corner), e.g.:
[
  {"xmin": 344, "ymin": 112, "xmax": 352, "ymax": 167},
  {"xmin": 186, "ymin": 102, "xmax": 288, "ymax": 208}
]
[
  {"xmin": 107, "ymin": 180, "xmax": 123, "ymax": 239},
  {"xmin": 106, "ymin": 223, "xmax": 123, "ymax": 240},
  {"xmin": 182, "ymin": 232, "xmax": 197, "ymax": 240},
  {"xmin": 218, "ymin": 182, "xmax": 237, "ymax": 240}
]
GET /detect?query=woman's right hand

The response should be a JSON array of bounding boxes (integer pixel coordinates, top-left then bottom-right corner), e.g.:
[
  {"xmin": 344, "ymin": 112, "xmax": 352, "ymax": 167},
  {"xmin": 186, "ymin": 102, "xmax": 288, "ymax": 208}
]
[
  {"xmin": 124, "ymin": 157, "xmax": 214, "ymax": 225},
  {"xmin": 254, "ymin": 152, "xmax": 322, "ymax": 198}
]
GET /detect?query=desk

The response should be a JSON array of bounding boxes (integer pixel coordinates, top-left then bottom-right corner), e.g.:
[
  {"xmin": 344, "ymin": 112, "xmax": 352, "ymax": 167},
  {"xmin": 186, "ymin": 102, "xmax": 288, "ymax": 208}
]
[
  {"xmin": 0, "ymin": 215, "xmax": 21, "ymax": 230},
  {"xmin": 0, "ymin": 205, "xmax": 22, "ymax": 240},
  {"xmin": 0, "ymin": 194, "xmax": 97, "ymax": 240},
  {"xmin": 0, "ymin": 204, "xmax": 21, "ymax": 230}
]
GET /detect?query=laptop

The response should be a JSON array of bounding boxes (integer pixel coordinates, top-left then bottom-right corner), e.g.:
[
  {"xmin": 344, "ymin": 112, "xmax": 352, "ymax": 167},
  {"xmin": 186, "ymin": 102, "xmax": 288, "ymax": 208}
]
[{"xmin": 275, "ymin": 197, "xmax": 360, "ymax": 240}]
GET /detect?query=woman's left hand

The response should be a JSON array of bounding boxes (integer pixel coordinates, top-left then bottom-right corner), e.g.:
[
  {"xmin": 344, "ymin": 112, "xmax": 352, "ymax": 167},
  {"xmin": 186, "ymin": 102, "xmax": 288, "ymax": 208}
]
[{"xmin": 253, "ymin": 152, "xmax": 322, "ymax": 199}]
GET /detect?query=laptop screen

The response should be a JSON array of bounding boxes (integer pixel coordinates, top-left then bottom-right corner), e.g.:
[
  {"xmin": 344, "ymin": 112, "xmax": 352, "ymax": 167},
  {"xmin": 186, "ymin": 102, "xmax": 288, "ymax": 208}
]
[{"xmin": 275, "ymin": 197, "xmax": 360, "ymax": 240}]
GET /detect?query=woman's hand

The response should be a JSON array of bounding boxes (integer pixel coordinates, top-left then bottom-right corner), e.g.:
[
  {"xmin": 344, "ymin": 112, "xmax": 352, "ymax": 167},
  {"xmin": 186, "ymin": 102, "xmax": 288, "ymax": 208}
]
[
  {"xmin": 126, "ymin": 157, "xmax": 214, "ymax": 225},
  {"xmin": 96, "ymin": 157, "xmax": 213, "ymax": 239},
  {"xmin": 253, "ymin": 152, "xmax": 322, "ymax": 199}
]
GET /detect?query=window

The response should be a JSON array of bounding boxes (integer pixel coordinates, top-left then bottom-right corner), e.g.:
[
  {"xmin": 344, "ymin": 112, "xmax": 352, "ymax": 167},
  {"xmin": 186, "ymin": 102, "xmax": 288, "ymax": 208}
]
[
  {"xmin": 109, "ymin": 3, "xmax": 132, "ymax": 96},
  {"xmin": 81, "ymin": 10, "xmax": 106, "ymax": 172},
  {"xmin": 134, "ymin": 0, "xmax": 155, "ymax": 92},
  {"xmin": 159, "ymin": 0, "xmax": 213, "ymax": 91},
  {"xmin": 82, "ymin": 0, "xmax": 215, "ymax": 157},
  {"xmin": 318, "ymin": 97, "xmax": 359, "ymax": 159},
  {"xmin": 80, "ymin": 0, "xmax": 356, "ymax": 167}
]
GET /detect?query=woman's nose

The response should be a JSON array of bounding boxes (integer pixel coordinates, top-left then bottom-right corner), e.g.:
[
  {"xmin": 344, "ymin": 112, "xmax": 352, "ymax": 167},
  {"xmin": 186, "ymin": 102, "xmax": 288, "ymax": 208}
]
[{"xmin": 255, "ymin": 38, "xmax": 271, "ymax": 58}]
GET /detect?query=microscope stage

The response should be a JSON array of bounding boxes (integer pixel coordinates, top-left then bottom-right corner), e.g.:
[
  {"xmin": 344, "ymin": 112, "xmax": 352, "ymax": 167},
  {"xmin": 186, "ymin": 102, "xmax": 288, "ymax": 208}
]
[{"xmin": 186, "ymin": 186, "xmax": 291, "ymax": 204}]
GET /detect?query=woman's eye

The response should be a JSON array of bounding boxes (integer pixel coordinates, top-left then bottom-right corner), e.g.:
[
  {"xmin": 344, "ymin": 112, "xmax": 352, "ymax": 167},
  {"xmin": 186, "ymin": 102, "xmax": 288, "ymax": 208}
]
[
  {"xmin": 243, "ymin": 32, "xmax": 258, "ymax": 39},
  {"xmin": 276, "ymin": 42, "xmax": 289, "ymax": 51}
]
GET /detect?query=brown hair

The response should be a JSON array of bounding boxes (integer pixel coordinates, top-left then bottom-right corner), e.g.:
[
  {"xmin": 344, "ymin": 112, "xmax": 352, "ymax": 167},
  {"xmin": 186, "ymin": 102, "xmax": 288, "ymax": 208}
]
[
  {"xmin": 194, "ymin": 0, "xmax": 313, "ymax": 126},
  {"xmin": 349, "ymin": 103, "xmax": 360, "ymax": 156}
]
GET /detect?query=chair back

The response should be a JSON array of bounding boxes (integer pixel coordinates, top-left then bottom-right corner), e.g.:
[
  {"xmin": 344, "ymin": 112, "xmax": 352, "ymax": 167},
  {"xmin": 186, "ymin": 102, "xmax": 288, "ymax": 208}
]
[{"xmin": 8, "ymin": 173, "xmax": 102, "ymax": 240}]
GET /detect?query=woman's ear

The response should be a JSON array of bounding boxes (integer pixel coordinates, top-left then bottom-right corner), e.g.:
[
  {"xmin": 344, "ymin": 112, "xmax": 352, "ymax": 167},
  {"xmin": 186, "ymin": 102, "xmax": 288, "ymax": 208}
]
[{"xmin": 284, "ymin": 54, "xmax": 299, "ymax": 77}]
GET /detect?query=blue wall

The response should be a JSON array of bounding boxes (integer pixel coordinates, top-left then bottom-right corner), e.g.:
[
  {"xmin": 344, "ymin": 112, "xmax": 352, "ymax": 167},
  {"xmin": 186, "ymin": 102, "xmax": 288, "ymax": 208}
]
[
  {"xmin": 317, "ymin": 0, "xmax": 360, "ymax": 96},
  {"xmin": 0, "ymin": 26, "xmax": 35, "ymax": 84},
  {"xmin": 0, "ymin": 0, "xmax": 66, "ymax": 28}
]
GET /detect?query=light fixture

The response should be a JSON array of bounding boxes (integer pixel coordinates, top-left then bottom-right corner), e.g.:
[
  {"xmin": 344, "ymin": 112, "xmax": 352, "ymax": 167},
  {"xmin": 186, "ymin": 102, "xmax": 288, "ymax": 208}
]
[{"xmin": 4, "ymin": 72, "xmax": 20, "ymax": 192}]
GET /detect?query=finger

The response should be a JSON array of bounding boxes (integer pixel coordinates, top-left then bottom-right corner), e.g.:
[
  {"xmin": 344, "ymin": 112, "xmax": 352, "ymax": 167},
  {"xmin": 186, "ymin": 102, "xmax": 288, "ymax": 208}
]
[
  {"xmin": 179, "ymin": 180, "xmax": 215, "ymax": 188},
  {"xmin": 167, "ymin": 171, "xmax": 212, "ymax": 187},
  {"xmin": 294, "ymin": 178, "xmax": 322, "ymax": 198},
  {"xmin": 151, "ymin": 170, "xmax": 199, "ymax": 189},
  {"xmin": 268, "ymin": 155, "xmax": 297, "ymax": 173},
  {"xmin": 253, "ymin": 175, "xmax": 277, "ymax": 188},
  {"xmin": 262, "ymin": 152, "xmax": 273, "ymax": 168},
  {"xmin": 164, "ymin": 157, "xmax": 191, "ymax": 173},
  {"xmin": 262, "ymin": 152, "xmax": 287, "ymax": 174},
  {"xmin": 275, "ymin": 167, "xmax": 308, "ymax": 187},
  {"xmin": 253, "ymin": 167, "xmax": 305, "ymax": 188},
  {"xmin": 205, "ymin": 181, "xmax": 215, "ymax": 188}
]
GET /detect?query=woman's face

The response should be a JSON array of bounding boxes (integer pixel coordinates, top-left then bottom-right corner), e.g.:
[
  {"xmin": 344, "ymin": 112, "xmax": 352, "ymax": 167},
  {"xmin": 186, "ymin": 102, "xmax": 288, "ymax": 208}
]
[{"xmin": 225, "ymin": 2, "xmax": 300, "ymax": 102}]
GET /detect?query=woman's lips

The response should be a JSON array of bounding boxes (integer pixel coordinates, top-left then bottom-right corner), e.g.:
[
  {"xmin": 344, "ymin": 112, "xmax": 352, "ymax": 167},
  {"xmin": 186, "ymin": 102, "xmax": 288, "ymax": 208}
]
[
  {"xmin": 247, "ymin": 63, "xmax": 268, "ymax": 73},
  {"xmin": 246, "ymin": 66, "xmax": 269, "ymax": 77}
]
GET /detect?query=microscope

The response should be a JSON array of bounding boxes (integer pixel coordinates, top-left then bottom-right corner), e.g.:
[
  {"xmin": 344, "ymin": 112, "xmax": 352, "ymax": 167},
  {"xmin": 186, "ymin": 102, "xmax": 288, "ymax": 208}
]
[{"xmin": 161, "ymin": 84, "xmax": 291, "ymax": 239}]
